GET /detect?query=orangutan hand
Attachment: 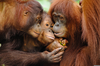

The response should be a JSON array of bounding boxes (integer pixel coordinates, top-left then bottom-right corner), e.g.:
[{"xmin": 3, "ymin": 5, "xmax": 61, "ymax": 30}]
[
  {"xmin": 46, "ymin": 38, "xmax": 68, "ymax": 52},
  {"xmin": 41, "ymin": 48, "xmax": 64, "ymax": 63}
]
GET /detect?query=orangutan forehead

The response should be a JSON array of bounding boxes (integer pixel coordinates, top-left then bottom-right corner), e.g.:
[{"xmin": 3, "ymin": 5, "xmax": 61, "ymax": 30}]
[
  {"xmin": 26, "ymin": 0, "xmax": 43, "ymax": 14},
  {"xmin": 42, "ymin": 12, "xmax": 50, "ymax": 19},
  {"xmin": 17, "ymin": 0, "xmax": 43, "ymax": 15},
  {"xmin": 53, "ymin": 6, "xmax": 64, "ymax": 14},
  {"xmin": 52, "ymin": 0, "xmax": 75, "ymax": 16}
]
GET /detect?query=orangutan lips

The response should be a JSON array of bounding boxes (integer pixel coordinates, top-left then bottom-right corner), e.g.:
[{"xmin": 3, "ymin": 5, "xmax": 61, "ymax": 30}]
[{"xmin": 47, "ymin": 36, "xmax": 55, "ymax": 40}]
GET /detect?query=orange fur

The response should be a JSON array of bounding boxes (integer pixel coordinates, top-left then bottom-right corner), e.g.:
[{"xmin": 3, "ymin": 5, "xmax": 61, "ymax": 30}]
[{"xmin": 82, "ymin": 0, "xmax": 100, "ymax": 64}]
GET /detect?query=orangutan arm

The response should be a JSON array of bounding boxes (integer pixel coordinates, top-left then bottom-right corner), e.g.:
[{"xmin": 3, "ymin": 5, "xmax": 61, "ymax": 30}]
[{"xmin": 0, "ymin": 43, "xmax": 63, "ymax": 66}]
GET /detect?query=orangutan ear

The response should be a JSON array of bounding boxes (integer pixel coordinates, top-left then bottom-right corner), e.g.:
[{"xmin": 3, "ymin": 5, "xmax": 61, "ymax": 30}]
[{"xmin": 17, "ymin": 0, "xmax": 29, "ymax": 3}]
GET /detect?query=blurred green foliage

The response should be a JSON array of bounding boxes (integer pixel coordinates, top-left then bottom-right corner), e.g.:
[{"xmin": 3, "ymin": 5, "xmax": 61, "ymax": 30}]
[
  {"xmin": 2, "ymin": 64, "xmax": 5, "ymax": 66},
  {"xmin": 37, "ymin": 0, "xmax": 51, "ymax": 12},
  {"xmin": 37, "ymin": 0, "xmax": 80, "ymax": 12},
  {"xmin": 76, "ymin": 0, "xmax": 80, "ymax": 3}
]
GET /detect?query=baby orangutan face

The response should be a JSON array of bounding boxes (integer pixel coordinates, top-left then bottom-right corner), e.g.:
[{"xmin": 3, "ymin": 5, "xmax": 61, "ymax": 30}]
[{"xmin": 38, "ymin": 12, "xmax": 55, "ymax": 46}]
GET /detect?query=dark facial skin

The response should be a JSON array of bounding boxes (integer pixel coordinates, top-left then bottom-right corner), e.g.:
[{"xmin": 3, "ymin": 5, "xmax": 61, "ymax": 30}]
[{"xmin": 52, "ymin": 12, "xmax": 68, "ymax": 38}]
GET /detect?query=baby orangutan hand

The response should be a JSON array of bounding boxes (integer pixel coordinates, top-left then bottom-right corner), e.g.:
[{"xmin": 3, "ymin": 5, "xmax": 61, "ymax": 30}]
[{"xmin": 46, "ymin": 38, "xmax": 68, "ymax": 52}]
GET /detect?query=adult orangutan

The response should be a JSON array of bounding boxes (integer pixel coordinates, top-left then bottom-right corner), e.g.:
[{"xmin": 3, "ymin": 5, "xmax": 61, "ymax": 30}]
[
  {"xmin": 47, "ymin": 0, "xmax": 100, "ymax": 66},
  {"xmin": 0, "ymin": 0, "xmax": 64, "ymax": 66}
]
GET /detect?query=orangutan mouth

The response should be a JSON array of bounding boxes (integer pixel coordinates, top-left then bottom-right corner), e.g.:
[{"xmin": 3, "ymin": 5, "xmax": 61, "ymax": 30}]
[
  {"xmin": 46, "ymin": 35, "xmax": 55, "ymax": 40},
  {"xmin": 54, "ymin": 32, "xmax": 63, "ymax": 36},
  {"xmin": 33, "ymin": 31, "xmax": 40, "ymax": 35}
]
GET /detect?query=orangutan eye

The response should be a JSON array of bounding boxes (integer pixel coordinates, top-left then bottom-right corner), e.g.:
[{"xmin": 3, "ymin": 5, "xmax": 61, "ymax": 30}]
[
  {"xmin": 25, "ymin": 12, "xmax": 28, "ymax": 14},
  {"xmin": 36, "ymin": 17, "xmax": 42, "ymax": 24},
  {"xmin": 54, "ymin": 15, "xmax": 57, "ymax": 18},
  {"xmin": 38, "ymin": 18, "xmax": 42, "ymax": 23},
  {"xmin": 51, "ymin": 25, "xmax": 53, "ymax": 27},
  {"xmin": 60, "ymin": 16, "xmax": 64, "ymax": 19},
  {"xmin": 46, "ymin": 24, "xmax": 49, "ymax": 26},
  {"xmin": 24, "ymin": 11, "xmax": 29, "ymax": 16},
  {"xmin": 52, "ymin": 12, "xmax": 57, "ymax": 18}
]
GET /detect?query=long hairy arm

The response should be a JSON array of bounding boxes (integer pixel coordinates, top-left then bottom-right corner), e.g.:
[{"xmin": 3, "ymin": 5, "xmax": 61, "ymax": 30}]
[{"xmin": 0, "ymin": 44, "xmax": 43, "ymax": 66}]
